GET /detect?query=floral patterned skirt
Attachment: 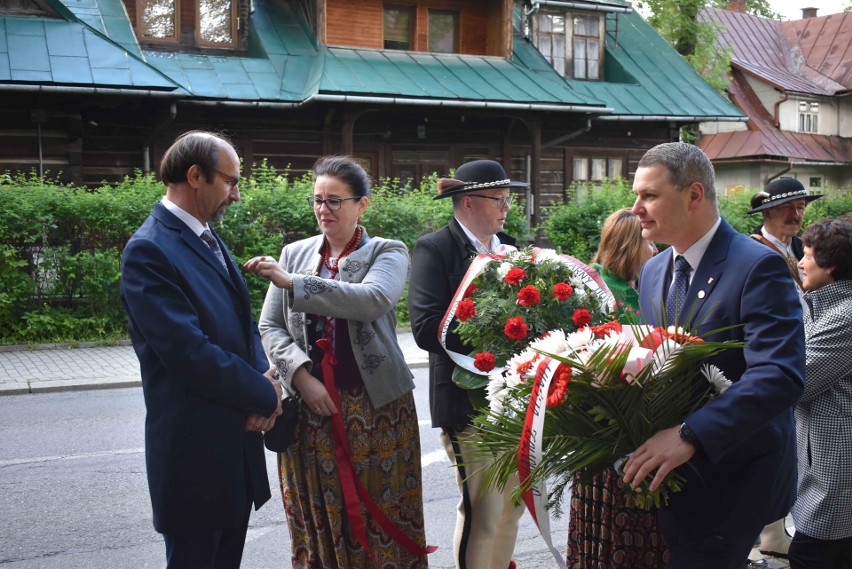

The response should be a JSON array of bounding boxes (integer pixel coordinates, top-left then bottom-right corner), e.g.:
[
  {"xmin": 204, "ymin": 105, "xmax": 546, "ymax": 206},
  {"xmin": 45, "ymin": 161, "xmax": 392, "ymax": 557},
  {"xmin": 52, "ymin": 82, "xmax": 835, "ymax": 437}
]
[
  {"xmin": 278, "ymin": 386, "xmax": 428, "ymax": 569},
  {"xmin": 566, "ymin": 468, "xmax": 669, "ymax": 568}
]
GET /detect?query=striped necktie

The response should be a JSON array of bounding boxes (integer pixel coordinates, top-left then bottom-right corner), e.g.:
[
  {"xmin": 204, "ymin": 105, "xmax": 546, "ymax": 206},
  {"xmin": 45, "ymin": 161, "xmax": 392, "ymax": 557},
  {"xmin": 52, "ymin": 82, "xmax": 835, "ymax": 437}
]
[{"xmin": 200, "ymin": 230, "xmax": 228, "ymax": 271}]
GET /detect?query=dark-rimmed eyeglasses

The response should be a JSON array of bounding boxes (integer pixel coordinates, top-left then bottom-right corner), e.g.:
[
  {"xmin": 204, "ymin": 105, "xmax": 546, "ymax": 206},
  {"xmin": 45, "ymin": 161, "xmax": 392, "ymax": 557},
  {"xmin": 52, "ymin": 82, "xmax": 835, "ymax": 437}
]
[
  {"xmin": 307, "ymin": 196, "xmax": 362, "ymax": 211},
  {"xmin": 467, "ymin": 194, "xmax": 512, "ymax": 209},
  {"xmin": 213, "ymin": 169, "xmax": 240, "ymax": 191}
]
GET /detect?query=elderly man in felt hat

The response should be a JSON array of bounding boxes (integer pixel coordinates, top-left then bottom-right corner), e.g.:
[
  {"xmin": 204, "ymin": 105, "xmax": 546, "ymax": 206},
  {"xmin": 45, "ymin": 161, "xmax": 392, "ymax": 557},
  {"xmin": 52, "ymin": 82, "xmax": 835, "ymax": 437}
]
[
  {"xmin": 749, "ymin": 178, "xmax": 823, "ymax": 289},
  {"xmin": 409, "ymin": 159, "xmax": 527, "ymax": 569},
  {"xmin": 747, "ymin": 177, "xmax": 821, "ymax": 560}
]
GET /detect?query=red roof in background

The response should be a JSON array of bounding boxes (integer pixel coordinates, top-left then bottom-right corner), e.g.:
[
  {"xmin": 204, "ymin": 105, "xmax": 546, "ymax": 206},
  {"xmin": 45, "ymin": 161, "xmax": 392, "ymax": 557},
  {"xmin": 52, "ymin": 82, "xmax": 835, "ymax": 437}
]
[
  {"xmin": 702, "ymin": 8, "xmax": 852, "ymax": 95},
  {"xmin": 699, "ymin": 8, "xmax": 852, "ymax": 164}
]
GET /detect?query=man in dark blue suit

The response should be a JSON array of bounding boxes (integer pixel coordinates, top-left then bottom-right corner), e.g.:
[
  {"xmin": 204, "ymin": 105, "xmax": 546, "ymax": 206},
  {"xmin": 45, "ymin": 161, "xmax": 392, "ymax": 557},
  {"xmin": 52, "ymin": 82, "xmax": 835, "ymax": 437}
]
[
  {"xmin": 622, "ymin": 142, "xmax": 805, "ymax": 569},
  {"xmin": 120, "ymin": 131, "xmax": 283, "ymax": 569}
]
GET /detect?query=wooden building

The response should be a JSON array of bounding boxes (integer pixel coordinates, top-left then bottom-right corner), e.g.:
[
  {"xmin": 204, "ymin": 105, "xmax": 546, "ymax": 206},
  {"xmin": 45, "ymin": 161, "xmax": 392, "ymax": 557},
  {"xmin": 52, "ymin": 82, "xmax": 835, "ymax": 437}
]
[{"xmin": 0, "ymin": 0, "xmax": 743, "ymax": 226}]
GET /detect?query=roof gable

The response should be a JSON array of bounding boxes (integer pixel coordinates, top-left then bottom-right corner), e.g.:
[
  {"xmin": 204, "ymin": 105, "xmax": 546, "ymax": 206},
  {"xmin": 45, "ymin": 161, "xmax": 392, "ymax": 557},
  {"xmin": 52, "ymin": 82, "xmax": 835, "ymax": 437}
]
[{"xmin": 702, "ymin": 7, "xmax": 851, "ymax": 95}]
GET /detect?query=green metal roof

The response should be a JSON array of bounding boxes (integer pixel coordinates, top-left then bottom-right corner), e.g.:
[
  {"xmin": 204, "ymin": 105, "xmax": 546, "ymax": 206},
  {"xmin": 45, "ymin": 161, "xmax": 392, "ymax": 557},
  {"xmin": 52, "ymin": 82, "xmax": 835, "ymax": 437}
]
[
  {"xmin": 0, "ymin": 0, "xmax": 743, "ymax": 120},
  {"xmin": 560, "ymin": 2, "xmax": 742, "ymax": 119},
  {"xmin": 317, "ymin": 46, "xmax": 606, "ymax": 108},
  {"xmin": 0, "ymin": 8, "xmax": 176, "ymax": 90}
]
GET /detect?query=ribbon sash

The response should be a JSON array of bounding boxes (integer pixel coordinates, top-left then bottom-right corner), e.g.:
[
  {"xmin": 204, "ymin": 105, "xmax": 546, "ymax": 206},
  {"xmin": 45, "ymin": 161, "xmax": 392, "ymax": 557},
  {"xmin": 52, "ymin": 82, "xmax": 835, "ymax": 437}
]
[
  {"xmin": 316, "ymin": 338, "xmax": 437, "ymax": 561},
  {"xmin": 518, "ymin": 357, "xmax": 569, "ymax": 569}
]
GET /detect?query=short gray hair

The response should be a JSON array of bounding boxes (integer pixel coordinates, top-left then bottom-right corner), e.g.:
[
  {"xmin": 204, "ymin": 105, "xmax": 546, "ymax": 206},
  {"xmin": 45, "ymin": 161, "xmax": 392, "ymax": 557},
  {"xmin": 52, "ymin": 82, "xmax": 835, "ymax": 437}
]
[{"xmin": 638, "ymin": 142, "xmax": 717, "ymax": 205}]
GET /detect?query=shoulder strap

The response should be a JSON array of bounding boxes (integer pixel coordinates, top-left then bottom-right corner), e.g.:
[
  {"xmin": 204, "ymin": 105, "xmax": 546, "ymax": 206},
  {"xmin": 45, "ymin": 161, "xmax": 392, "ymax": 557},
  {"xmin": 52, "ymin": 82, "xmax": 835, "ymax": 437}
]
[{"xmin": 751, "ymin": 235, "xmax": 803, "ymax": 288}]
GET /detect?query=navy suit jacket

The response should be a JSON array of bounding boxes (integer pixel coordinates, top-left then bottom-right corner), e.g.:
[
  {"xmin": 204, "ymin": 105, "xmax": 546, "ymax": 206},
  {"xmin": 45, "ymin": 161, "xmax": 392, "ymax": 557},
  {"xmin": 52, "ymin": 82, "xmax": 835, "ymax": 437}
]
[
  {"xmin": 120, "ymin": 202, "xmax": 278, "ymax": 533},
  {"xmin": 638, "ymin": 218, "xmax": 804, "ymax": 533}
]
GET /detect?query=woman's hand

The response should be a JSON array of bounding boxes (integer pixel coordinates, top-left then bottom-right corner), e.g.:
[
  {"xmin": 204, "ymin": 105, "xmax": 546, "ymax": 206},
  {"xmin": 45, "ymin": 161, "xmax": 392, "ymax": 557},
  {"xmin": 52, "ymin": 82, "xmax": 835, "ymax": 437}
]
[
  {"xmin": 242, "ymin": 256, "xmax": 292, "ymax": 289},
  {"xmin": 293, "ymin": 366, "xmax": 338, "ymax": 417}
]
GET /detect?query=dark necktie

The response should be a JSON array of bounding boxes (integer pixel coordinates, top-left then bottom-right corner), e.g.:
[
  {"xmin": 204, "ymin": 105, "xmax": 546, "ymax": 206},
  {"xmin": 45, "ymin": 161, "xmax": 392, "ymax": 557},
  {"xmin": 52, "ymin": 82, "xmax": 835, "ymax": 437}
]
[
  {"xmin": 200, "ymin": 229, "xmax": 228, "ymax": 271},
  {"xmin": 666, "ymin": 255, "xmax": 691, "ymax": 326}
]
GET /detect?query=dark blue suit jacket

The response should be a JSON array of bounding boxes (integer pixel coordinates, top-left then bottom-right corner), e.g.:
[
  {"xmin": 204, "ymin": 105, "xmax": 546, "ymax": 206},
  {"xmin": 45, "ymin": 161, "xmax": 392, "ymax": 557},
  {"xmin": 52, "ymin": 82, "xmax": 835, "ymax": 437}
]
[
  {"xmin": 638, "ymin": 218, "xmax": 804, "ymax": 533},
  {"xmin": 120, "ymin": 202, "xmax": 278, "ymax": 533}
]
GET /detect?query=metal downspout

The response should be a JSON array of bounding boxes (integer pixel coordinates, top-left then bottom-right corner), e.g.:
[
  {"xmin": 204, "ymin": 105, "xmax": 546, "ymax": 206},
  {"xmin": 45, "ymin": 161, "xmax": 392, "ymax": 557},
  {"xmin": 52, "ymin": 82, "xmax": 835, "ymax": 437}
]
[
  {"xmin": 766, "ymin": 162, "xmax": 792, "ymax": 186},
  {"xmin": 774, "ymin": 91, "xmax": 789, "ymax": 128}
]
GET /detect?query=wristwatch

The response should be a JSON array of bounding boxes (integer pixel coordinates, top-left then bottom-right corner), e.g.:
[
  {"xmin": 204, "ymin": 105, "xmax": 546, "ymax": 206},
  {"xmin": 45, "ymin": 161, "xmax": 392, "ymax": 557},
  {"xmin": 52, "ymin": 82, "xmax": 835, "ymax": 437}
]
[{"xmin": 678, "ymin": 422, "xmax": 700, "ymax": 448}]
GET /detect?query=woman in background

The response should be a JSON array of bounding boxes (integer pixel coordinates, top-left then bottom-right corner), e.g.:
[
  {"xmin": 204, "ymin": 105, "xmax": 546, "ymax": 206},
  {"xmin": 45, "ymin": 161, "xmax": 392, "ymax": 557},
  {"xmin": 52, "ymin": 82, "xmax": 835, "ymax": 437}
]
[
  {"xmin": 591, "ymin": 208, "xmax": 657, "ymax": 314},
  {"xmin": 566, "ymin": 208, "xmax": 666, "ymax": 568},
  {"xmin": 243, "ymin": 156, "xmax": 429, "ymax": 568},
  {"xmin": 789, "ymin": 217, "xmax": 852, "ymax": 569}
]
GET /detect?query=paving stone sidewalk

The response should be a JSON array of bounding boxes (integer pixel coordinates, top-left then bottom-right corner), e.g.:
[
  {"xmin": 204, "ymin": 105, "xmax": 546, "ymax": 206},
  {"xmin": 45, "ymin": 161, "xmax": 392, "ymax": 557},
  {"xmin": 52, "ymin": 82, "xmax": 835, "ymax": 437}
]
[{"xmin": 0, "ymin": 330, "xmax": 428, "ymax": 395}]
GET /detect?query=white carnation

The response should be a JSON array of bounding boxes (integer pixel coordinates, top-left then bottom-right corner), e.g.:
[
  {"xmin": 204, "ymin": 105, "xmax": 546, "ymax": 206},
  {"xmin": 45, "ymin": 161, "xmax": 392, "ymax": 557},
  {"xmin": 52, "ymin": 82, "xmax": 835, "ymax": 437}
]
[
  {"xmin": 702, "ymin": 364, "xmax": 732, "ymax": 395},
  {"xmin": 496, "ymin": 262, "xmax": 512, "ymax": 280}
]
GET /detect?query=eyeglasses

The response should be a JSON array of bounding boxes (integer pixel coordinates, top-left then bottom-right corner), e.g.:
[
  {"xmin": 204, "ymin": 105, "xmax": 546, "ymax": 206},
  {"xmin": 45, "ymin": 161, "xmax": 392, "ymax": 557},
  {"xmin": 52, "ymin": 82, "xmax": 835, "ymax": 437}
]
[
  {"xmin": 213, "ymin": 169, "xmax": 240, "ymax": 191},
  {"xmin": 307, "ymin": 196, "xmax": 362, "ymax": 210},
  {"xmin": 467, "ymin": 194, "xmax": 513, "ymax": 209}
]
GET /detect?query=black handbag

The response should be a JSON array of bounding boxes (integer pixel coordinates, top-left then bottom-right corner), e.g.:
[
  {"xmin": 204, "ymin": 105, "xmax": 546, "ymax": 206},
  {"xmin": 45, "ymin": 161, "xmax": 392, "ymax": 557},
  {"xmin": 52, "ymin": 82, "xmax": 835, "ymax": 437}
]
[{"xmin": 263, "ymin": 395, "xmax": 301, "ymax": 452}]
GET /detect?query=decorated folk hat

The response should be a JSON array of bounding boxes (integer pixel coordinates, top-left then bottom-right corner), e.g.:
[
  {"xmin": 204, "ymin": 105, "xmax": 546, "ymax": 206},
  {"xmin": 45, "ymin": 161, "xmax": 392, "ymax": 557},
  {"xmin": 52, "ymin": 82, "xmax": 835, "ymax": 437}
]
[
  {"xmin": 434, "ymin": 159, "xmax": 529, "ymax": 200},
  {"xmin": 747, "ymin": 178, "xmax": 823, "ymax": 214}
]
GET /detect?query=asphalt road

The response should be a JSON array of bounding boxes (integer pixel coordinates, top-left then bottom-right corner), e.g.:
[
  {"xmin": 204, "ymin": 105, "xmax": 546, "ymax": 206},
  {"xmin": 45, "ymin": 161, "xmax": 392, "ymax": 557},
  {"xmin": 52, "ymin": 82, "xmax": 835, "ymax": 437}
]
[{"xmin": 0, "ymin": 368, "xmax": 568, "ymax": 568}]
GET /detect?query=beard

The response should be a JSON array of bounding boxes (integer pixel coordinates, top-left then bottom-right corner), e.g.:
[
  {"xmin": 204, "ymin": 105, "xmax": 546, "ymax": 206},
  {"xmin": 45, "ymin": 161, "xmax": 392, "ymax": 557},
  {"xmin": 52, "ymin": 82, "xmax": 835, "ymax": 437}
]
[{"xmin": 210, "ymin": 203, "xmax": 228, "ymax": 224}]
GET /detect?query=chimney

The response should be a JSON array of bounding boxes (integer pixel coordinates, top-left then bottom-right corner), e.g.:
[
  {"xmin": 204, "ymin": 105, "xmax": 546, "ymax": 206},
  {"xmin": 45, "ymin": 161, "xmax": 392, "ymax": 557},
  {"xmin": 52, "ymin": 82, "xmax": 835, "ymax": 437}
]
[
  {"xmin": 728, "ymin": 0, "xmax": 746, "ymax": 12},
  {"xmin": 802, "ymin": 7, "xmax": 819, "ymax": 18}
]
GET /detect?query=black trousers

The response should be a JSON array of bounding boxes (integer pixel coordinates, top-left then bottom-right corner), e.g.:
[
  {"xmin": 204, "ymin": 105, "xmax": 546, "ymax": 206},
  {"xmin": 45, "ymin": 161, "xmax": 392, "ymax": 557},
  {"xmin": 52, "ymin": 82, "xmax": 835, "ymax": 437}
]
[
  {"xmin": 162, "ymin": 502, "xmax": 252, "ymax": 569},
  {"xmin": 789, "ymin": 530, "xmax": 852, "ymax": 569}
]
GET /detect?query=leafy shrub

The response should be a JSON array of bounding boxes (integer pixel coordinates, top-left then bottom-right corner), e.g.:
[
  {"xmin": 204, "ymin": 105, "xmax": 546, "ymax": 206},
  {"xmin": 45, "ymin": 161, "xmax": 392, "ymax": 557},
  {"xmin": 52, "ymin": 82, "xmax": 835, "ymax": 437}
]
[
  {"xmin": 541, "ymin": 179, "xmax": 635, "ymax": 261},
  {"xmin": 1, "ymin": 165, "xmax": 845, "ymax": 346}
]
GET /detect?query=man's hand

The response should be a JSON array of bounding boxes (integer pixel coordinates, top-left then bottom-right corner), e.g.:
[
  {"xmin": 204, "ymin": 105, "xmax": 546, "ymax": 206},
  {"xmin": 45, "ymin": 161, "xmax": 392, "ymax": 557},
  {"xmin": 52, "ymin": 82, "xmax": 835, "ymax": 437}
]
[
  {"xmin": 622, "ymin": 426, "xmax": 696, "ymax": 492},
  {"xmin": 245, "ymin": 413, "xmax": 276, "ymax": 432}
]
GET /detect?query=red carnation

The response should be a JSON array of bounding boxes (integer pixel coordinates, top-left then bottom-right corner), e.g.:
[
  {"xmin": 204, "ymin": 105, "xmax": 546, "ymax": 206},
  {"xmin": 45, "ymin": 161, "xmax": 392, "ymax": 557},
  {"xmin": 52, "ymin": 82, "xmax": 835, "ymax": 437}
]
[
  {"xmin": 517, "ymin": 285, "xmax": 541, "ymax": 307},
  {"xmin": 546, "ymin": 363, "xmax": 573, "ymax": 408},
  {"xmin": 551, "ymin": 282, "xmax": 573, "ymax": 301},
  {"xmin": 456, "ymin": 299, "xmax": 476, "ymax": 321},
  {"xmin": 504, "ymin": 268, "xmax": 526, "ymax": 286},
  {"xmin": 463, "ymin": 283, "xmax": 478, "ymax": 298},
  {"xmin": 572, "ymin": 308, "xmax": 592, "ymax": 328},
  {"xmin": 504, "ymin": 316, "xmax": 529, "ymax": 340},
  {"xmin": 591, "ymin": 320, "xmax": 623, "ymax": 337},
  {"xmin": 473, "ymin": 352, "xmax": 496, "ymax": 372}
]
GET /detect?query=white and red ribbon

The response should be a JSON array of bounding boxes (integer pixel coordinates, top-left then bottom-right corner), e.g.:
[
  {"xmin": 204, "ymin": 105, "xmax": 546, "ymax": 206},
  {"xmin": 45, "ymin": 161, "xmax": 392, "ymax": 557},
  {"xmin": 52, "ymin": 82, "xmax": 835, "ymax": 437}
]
[{"xmin": 518, "ymin": 356, "xmax": 568, "ymax": 569}]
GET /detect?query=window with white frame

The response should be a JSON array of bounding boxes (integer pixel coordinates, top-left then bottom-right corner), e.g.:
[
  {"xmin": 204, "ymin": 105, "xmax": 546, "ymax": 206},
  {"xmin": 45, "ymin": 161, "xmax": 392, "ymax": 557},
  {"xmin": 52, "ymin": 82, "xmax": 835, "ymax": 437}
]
[
  {"xmin": 798, "ymin": 100, "xmax": 819, "ymax": 133},
  {"xmin": 573, "ymin": 156, "xmax": 623, "ymax": 182},
  {"xmin": 572, "ymin": 15, "xmax": 600, "ymax": 80},
  {"xmin": 534, "ymin": 9, "xmax": 602, "ymax": 80}
]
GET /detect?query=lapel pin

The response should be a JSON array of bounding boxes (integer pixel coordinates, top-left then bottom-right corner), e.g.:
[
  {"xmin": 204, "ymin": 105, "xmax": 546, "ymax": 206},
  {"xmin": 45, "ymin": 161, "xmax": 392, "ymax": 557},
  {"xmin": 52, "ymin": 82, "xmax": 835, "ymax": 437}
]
[
  {"xmin": 698, "ymin": 290, "xmax": 706, "ymax": 299},
  {"xmin": 707, "ymin": 277, "xmax": 714, "ymax": 284}
]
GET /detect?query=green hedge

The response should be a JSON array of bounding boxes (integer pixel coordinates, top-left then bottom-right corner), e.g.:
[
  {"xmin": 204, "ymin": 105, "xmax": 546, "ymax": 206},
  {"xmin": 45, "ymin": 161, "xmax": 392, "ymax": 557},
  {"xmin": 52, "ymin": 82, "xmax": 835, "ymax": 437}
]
[
  {"xmin": 0, "ymin": 164, "xmax": 528, "ymax": 344},
  {"xmin": 1, "ymin": 167, "xmax": 849, "ymax": 345},
  {"xmin": 543, "ymin": 178, "xmax": 852, "ymax": 258}
]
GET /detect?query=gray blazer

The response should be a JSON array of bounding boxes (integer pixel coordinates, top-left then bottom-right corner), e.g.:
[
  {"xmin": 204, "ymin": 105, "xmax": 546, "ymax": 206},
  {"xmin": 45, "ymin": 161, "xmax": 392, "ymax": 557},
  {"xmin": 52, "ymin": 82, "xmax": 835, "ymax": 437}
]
[
  {"xmin": 792, "ymin": 279, "xmax": 852, "ymax": 540},
  {"xmin": 258, "ymin": 227, "xmax": 414, "ymax": 409}
]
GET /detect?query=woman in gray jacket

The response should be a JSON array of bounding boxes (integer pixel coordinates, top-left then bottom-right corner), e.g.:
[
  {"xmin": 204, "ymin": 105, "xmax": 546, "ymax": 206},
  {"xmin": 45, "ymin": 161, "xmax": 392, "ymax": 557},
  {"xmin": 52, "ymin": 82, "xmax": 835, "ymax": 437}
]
[
  {"xmin": 789, "ymin": 217, "xmax": 852, "ymax": 569},
  {"xmin": 243, "ymin": 156, "xmax": 429, "ymax": 568}
]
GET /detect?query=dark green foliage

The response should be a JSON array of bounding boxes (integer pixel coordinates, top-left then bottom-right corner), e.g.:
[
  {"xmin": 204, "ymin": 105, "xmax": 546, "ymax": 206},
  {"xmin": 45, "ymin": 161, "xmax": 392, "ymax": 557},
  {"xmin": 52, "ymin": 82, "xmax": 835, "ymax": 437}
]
[
  {"xmin": 1, "ymin": 166, "xmax": 846, "ymax": 345},
  {"xmin": 541, "ymin": 180, "xmax": 636, "ymax": 261}
]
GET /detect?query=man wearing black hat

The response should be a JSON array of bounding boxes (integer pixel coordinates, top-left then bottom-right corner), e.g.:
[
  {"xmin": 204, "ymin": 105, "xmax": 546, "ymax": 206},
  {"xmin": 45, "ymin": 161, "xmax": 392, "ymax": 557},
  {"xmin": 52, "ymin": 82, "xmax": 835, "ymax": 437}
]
[
  {"xmin": 748, "ymin": 178, "xmax": 823, "ymax": 289},
  {"xmin": 747, "ymin": 178, "xmax": 821, "ymax": 559},
  {"xmin": 409, "ymin": 159, "xmax": 527, "ymax": 569}
]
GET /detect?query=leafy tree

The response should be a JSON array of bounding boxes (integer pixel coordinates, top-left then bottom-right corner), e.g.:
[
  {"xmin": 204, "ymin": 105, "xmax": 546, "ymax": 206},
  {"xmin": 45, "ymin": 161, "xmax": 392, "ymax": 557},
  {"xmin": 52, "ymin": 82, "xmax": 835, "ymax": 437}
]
[{"xmin": 631, "ymin": 0, "xmax": 780, "ymax": 139}]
